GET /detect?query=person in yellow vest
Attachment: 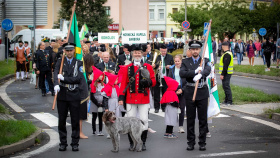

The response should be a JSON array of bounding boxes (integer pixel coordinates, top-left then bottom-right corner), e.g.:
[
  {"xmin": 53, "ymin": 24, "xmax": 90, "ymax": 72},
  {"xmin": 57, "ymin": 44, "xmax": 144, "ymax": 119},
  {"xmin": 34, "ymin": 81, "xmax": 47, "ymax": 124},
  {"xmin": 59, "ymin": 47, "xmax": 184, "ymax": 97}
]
[
  {"xmin": 24, "ymin": 41, "xmax": 31, "ymax": 79},
  {"xmin": 219, "ymin": 42, "xmax": 233, "ymax": 105},
  {"xmin": 14, "ymin": 41, "xmax": 26, "ymax": 81}
]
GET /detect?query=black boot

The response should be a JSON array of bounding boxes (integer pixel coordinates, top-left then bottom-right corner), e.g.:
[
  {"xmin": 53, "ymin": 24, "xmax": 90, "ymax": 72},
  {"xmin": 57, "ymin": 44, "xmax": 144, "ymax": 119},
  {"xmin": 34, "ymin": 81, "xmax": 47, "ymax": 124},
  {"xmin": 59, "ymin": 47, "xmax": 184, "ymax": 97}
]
[
  {"xmin": 92, "ymin": 112, "xmax": 97, "ymax": 134},
  {"xmin": 128, "ymin": 134, "xmax": 134, "ymax": 151},
  {"xmin": 141, "ymin": 130, "xmax": 148, "ymax": 151}
]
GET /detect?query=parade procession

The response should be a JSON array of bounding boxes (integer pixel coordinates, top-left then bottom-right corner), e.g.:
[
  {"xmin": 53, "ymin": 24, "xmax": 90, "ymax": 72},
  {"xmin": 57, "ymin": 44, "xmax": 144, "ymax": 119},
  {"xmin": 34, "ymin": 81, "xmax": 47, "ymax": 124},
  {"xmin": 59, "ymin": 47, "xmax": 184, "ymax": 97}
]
[{"xmin": 1, "ymin": 0, "xmax": 280, "ymax": 158}]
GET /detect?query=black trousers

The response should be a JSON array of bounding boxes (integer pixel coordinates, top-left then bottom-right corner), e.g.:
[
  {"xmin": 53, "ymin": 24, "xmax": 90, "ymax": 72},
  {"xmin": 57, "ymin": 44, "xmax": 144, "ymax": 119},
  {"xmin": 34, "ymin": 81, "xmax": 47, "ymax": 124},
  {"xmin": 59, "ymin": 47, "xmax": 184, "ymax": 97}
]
[
  {"xmin": 57, "ymin": 100, "xmax": 80, "ymax": 146},
  {"xmin": 264, "ymin": 52, "xmax": 271, "ymax": 68},
  {"xmin": 39, "ymin": 70, "xmax": 54, "ymax": 94},
  {"xmin": 16, "ymin": 61, "xmax": 26, "ymax": 72},
  {"xmin": 178, "ymin": 94, "xmax": 186, "ymax": 126},
  {"xmin": 186, "ymin": 98, "xmax": 208, "ymax": 146},
  {"xmin": 222, "ymin": 74, "xmax": 232, "ymax": 104},
  {"xmin": 154, "ymin": 78, "xmax": 167, "ymax": 110}
]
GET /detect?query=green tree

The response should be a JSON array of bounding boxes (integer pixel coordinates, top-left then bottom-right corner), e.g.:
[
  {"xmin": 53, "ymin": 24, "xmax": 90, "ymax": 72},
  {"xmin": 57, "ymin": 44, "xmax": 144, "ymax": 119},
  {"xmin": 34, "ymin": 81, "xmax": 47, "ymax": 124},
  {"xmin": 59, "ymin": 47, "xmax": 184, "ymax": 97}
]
[{"xmin": 58, "ymin": 0, "xmax": 113, "ymax": 33}]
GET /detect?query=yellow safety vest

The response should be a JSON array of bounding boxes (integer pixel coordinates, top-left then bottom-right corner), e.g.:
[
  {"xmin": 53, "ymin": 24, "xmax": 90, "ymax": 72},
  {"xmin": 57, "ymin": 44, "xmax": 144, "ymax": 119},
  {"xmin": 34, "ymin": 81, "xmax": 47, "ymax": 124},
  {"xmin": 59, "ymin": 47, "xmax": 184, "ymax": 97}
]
[{"xmin": 219, "ymin": 51, "xmax": 233, "ymax": 74}]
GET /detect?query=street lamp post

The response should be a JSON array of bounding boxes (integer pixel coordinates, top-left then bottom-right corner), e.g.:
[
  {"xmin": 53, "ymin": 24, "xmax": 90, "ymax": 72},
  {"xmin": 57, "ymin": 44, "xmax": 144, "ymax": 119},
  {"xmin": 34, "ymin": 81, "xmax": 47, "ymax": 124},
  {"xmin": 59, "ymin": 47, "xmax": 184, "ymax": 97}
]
[{"xmin": 183, "ymin": 0, "xmax": 187, "ymax": 57}]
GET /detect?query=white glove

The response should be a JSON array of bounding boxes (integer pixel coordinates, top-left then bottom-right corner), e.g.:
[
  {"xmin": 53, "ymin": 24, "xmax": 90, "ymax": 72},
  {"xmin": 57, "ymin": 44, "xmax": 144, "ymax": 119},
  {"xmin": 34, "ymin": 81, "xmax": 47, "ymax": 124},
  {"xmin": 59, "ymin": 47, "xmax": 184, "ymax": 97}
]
[
  {"xmin": 54, "ymin": 85, "xmax": 60, "ymax": 95},
  {"xmin": 58, "ymin": 74, "xmax": 64, "ymax": 81},
  {"xmin": 193, "ymin": 74, "xmax": 202, "ymax": 82},
  {"xmin": 195, "ymin": 67, "xmax": 203, "ymax": 74}
]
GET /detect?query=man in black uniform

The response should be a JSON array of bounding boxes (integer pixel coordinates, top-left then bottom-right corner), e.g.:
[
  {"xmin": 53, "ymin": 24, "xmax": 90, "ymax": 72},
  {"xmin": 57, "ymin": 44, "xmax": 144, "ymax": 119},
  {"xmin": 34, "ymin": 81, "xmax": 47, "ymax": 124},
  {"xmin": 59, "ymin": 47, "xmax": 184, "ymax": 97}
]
[
  {"xmin": 117, "ymin": 44, "xmax": 132, "ymax": 66},
  {"xmin": 142, "ymin": 44, "xmax": 153, "ymax": 65},
  {"xmin": 54, "ymin": 43, "xmax": 83, "ymax": 152},
  {"xmin": 35, "ymin": 42, "xmax": 54, "ymax": 96},
  {"xmin": 179, "ymin": 40, "xmax": 211, "ymax": 151},
  {"xmin": 152, "ymin": 44, "xmax": 174, "ymax": 113}
]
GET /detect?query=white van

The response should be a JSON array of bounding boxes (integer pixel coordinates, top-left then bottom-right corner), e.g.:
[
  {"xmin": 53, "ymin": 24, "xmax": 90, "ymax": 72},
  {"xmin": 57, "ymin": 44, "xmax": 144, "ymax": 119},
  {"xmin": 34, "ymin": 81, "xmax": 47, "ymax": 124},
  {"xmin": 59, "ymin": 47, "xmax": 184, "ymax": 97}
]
[{"xmin": 10, "ymin": 29, "xmax": 67, "ymax": 51}]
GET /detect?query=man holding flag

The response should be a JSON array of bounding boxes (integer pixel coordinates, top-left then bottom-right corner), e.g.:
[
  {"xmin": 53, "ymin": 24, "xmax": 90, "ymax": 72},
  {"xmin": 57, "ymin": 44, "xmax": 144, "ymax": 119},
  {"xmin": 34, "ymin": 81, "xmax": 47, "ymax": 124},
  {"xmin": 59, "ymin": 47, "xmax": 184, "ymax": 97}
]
[{"xmin": 180, "ymin": 40, "xmax": 211, "ymax": 151}]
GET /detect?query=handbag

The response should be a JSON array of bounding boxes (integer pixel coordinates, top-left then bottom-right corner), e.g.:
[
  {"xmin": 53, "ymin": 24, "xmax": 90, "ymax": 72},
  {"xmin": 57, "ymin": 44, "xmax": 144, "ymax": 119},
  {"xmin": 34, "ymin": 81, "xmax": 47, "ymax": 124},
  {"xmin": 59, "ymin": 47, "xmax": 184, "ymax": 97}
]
[{"xmin": 30, "ymin": 71, "xmax": 36, "ymax": 85}]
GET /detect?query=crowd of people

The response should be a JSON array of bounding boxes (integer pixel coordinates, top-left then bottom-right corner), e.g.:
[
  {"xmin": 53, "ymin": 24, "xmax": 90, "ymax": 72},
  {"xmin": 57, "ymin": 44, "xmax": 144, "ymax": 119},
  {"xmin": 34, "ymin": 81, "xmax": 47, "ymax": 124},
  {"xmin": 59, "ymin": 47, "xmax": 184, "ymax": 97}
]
[{"xmin": 12, "ymin": 34, "xmax": 278, "ymax": 152}]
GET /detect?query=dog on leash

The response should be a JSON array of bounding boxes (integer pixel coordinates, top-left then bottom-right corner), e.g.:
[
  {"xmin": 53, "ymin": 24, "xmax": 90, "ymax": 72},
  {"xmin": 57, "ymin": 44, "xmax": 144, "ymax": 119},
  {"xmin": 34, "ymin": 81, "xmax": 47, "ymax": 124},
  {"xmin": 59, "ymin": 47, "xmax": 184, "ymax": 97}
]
[{"xmin": 102, "ymin": 111, "xmax": 145, "ymax": 152}]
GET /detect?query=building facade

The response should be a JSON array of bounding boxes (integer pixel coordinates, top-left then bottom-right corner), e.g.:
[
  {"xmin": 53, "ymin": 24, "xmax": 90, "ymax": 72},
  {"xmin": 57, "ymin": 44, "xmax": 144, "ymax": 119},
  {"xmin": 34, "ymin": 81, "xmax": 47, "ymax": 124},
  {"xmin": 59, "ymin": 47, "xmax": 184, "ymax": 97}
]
[{"xmin": 149, "ymin": 0, "xmax": 166, "ymax": 39}]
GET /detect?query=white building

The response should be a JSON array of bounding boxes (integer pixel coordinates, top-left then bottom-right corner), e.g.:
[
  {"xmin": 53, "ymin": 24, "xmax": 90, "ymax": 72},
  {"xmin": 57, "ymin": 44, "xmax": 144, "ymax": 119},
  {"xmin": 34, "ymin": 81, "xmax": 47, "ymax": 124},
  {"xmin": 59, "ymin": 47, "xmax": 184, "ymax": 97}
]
[{"xmin": 149, "ymin": 0, "xmax": 166, "ymax": 39}]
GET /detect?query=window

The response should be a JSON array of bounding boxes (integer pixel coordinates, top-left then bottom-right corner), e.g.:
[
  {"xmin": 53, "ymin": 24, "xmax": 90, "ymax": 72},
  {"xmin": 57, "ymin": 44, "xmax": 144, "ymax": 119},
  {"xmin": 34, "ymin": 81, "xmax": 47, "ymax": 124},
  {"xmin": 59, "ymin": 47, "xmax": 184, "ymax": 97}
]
[
  {"xmin": 105, "ymin": 6, "xmax": 111, "ymax": 16},
  {"xmin": 159, "ymin": 9, "xmax": 164, "ymax": 20},
  {"xmin": 159, "ymin": 31, "xmax": 164, "ymax": 38},
  {"xmin": 172, "ymin": 8, "xmax": 178, "ymax": 14},
  {"xmin": 149, "ymin": 9, "xmax": 154, "ymax": 20}
]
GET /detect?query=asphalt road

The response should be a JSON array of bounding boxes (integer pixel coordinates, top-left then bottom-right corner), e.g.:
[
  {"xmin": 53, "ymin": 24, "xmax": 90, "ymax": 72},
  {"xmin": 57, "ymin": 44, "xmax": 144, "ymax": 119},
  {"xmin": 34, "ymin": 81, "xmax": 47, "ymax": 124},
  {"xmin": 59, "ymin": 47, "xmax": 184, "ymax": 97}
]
[
  {"xmin": 216, "ymin": 74, "xmax": 280, "ymax": 96},
  {"xmin": 2, "ymin": 80, "xmax": 280, "ymax": 158}
]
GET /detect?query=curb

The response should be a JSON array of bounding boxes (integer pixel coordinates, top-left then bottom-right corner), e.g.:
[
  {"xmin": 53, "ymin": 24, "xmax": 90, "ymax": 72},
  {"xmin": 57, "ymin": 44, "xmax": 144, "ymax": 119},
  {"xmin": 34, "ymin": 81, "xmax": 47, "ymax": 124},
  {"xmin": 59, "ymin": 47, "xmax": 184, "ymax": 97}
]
[
  {"xmin": 221, "ymin": 106, "xmax": 256, "ymax": 116},
  {"xmin": 272, "ymin": 113, "xmax": 280, "ymax": 122},
  {"xmin": 233, "ymin": 72, "xmax": 280, "ymax": 81},
  {"xmin": 0, "ymin": 74, "xmax": 14, "ymax": 85},
  {"xmin": 0, "ymin": 128, "xmax": 43, "ymax": 157}
]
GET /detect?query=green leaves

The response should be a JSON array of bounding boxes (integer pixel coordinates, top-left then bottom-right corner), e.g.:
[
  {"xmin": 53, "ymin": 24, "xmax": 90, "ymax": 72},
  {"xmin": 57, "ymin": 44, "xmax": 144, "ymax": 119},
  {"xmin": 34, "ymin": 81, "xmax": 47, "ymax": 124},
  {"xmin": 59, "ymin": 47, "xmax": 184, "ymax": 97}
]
[{"xmin": 58, "ymin": 0, "xmax": 113, "ymax": 33}]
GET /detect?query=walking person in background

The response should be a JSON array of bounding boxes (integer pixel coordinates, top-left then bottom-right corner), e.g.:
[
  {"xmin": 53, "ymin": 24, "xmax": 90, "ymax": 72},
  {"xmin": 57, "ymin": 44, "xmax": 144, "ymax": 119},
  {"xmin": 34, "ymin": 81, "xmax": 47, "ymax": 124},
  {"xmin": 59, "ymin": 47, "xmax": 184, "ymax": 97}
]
[
  {"xmin": 167, "ymin": 40, "xmax": 174, "ymax": 53},
  {"xmin": 212, "ymin": 37, "xmax": 217, "ymax": 64},
  {"xmin": 218, "ymin": 40, "xmax": 222, "ymax": 57},
  {"xmin": 262, "ymin": 38, "xmax": 273, "ymax": 71},
  {"xmin": 234, "ymin": 39, "xmax": 245, "ymax": 65},
  {"xmin": 254, "ymin": 39, "xmax": 262, "ymax": 58},
  {"xmin": 14, "ymin": 41, "xmax": 26, "ymax": 81},
  {"xmin": 168, "ymin": 55, "xmax": 186, "ymax": 133},
  {"xmin": 246, "ymin": 40, "xmax": 256, "ymax": 66},
  {"xmin": 276, "ymin": 37, "xmax": 280, "ymax": 68},
  {"xmin": 231, "ymin": 39, "xmax": 237, "ymax": 58}
]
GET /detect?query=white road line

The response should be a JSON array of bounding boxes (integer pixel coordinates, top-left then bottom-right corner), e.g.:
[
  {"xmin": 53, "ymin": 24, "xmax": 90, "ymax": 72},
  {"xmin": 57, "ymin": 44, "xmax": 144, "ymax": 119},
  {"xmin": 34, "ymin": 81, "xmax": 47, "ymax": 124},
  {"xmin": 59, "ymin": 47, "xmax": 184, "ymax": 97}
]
[
  {"xmin": 0, "ymin": 79, "xmax": 25, "ymax": 112},
  {"xmin": 11, "ymin": 129, "xmax": 59, "ymax": 158},
  {"xmin": 31, "ymin": 113, "xmax": 70, "ymax": 127},
  {"xmin": 198, "ymin": 150, "xmax": 266, "ymax": 157},
  {"xmin": 151, "ymin": 110, "xmax": 230, "ymax": 118},
  {"xmin": 242, "ymin": 116, "xmax": 280, "ymax": 131},
  {"xmin": 216, "ymin": 114, "xmax": 230, "ymax": 118}
]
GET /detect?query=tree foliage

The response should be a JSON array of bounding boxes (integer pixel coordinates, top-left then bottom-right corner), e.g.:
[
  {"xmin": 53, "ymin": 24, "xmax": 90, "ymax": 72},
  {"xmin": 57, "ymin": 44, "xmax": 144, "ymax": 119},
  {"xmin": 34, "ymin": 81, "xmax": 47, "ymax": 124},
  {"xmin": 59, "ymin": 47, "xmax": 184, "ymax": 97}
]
[
  {"xmin": 58, "ymin": 0, "xmax": 113, "ymax": 33},
  {"xmin": 168, "ymin": 0, "xmax": 280, "ymax": 40}
]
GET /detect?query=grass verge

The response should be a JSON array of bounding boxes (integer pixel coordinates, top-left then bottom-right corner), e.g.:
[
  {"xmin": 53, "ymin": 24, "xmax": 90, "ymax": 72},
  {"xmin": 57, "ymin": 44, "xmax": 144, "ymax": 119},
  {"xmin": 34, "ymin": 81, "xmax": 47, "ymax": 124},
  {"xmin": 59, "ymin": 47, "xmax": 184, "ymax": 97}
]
[
  {"xmin": 0, "ymin": 104, "xmax": 9, "ymax": 114},
  {"xmin": 218, "ymin": 84, "xmax": 280, "ymax": 105},
  {"xmin": 264, "ymin": 108, "xmax": 280, "ymax": 119},
  {"xmin": 0, "ymin": 120, "xmax": 37, "ymax": 147},
  {"xmin": 0, "ymin": 59, "xmax": 15, "ymax": 79},
  {"xmin": 215, "ymin": 64, "xmax": 280, "ymax": 77}
]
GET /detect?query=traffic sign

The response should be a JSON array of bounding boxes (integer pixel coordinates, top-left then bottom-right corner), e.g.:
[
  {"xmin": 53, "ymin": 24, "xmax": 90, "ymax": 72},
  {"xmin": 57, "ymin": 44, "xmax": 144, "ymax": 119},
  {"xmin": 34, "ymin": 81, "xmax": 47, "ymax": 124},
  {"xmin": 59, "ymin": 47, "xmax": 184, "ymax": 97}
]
[
  {"xmin": 1, "ymin": 19, "xmax": 13, "ymax": 32},
  {"xmin": 259, "ymin": 28, "xmax": 267, "ymax": 36},
  {"xmin": 182, "ymin": 21, "xmax": 190, "ymax": 29},
  {"xmin": 204, "ymin": 22, "xmax": 209, "ymax": 36}
]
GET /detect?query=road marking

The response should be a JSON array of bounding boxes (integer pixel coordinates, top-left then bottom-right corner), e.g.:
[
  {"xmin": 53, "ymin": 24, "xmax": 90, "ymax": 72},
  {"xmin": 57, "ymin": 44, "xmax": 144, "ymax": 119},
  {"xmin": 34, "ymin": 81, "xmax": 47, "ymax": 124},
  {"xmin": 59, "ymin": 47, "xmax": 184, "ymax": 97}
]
[
  {"xmin": 31, "ymin": 113, "xmax": 70, "ymax": 127},
  {"xmin": 11, "ymin": 129, "xmax": 59, "ymax": 158},
  {"xmin": 242, "ymin": 116, "xmax": 280, "ymax": 131},
  {"xmin": 151, "ymin": 110, "xmax": 230, "ymax": 118},
  {"xmin": 216, "ymin": 114, "xmax": 230, "ymax": 118},
  {"xmin": 0, "ymin": 79, "xmax": 25, "ymax": 112},
  {"xmin": 198, "ymin": 150, "xmax": 266, "ymax": 157}
]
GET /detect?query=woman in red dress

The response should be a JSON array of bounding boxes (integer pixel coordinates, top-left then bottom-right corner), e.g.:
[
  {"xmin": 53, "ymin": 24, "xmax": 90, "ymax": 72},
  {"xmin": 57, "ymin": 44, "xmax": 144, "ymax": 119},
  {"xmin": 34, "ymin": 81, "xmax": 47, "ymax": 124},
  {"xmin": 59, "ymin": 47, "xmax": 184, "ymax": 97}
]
[{"xmin": 246, "ymin": 40, "xmax": 257, "ymax": 66}]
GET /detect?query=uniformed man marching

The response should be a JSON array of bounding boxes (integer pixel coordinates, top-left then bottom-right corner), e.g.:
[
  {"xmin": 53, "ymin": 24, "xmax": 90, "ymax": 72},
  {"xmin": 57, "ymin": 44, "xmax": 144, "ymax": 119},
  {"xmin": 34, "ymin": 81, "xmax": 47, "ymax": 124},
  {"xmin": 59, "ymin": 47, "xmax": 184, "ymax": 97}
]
[
  {"xmin": 118, "ymin": 45, "xmax": 156, "ymax": 151},
  {"xmin": 179, "ymin": 40, "xmax": 211, "ymax": 151},
  {"xmin": 53, "ymin": 43, "xmax": 84, "ymax": 152}
]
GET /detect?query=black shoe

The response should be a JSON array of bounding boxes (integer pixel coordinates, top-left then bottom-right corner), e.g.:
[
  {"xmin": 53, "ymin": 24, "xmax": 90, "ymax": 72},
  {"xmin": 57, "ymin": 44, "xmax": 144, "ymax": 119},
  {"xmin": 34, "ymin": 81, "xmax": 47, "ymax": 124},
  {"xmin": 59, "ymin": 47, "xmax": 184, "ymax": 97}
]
[
  {"xmin": 59, "ymin": 145, "xmax": 67, "ymax": 151},
  {"xmin": 154, "ymin": 109, "xmax": 159, "ymax": 113},
  {"xmin": 52, "ymin": 92, "xmax": 55, "ymax": 96},
  {"xmin": 142, "ymin": 143, "xmax": 146, "ymax": 151},
  {"xmin": 162, "ymin": 109, "xmax": 165, "ymax": 112},
  {"xmin": 186, "ymin": 145, "xmax": 194, "ymax": 151},
  {"xmin": 129, "ymin": 143, "xmax": 134, "ymax": 151},
  {"xmin": 199, "ymin": 145, "xmax": 206, "ymax": 151},
  {"xmin": 72, "ymin": 145, "xmax": 79, "ymax": 151},
  {"xmin": 42, "ymin": 93, "xmax": 46, "ymax": 96}
]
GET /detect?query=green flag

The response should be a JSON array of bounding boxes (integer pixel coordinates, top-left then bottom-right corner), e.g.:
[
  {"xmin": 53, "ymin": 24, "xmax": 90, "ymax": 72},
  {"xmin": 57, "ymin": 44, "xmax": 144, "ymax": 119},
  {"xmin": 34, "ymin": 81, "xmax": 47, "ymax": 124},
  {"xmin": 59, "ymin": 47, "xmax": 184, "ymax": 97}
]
[
  {"xmin": 80, "ymin": 24, "xmax": 89, "ymax": 40},
  {"xmin": 68, "ymin": 12, "xmax": 86, "ymax": 79},
  {"xmin": 205, "ymin": 30, "xmax": 220, "ymax": 119}
]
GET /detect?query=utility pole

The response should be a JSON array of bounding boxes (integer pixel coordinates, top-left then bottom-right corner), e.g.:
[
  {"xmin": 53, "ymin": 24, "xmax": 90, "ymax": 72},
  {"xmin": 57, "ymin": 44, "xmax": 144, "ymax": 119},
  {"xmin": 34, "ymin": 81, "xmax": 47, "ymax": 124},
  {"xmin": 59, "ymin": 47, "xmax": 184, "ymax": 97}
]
[
  {"xmin": 33, "ymin": 0, "xmax": 36, "ymax": 53},
  {"xmin": 183, "ymin": 0, "xmax": 187, "ymax": 57},
  {"xmin": 1, "ymin": 0, "xmax": 6, "ymax": 59}
]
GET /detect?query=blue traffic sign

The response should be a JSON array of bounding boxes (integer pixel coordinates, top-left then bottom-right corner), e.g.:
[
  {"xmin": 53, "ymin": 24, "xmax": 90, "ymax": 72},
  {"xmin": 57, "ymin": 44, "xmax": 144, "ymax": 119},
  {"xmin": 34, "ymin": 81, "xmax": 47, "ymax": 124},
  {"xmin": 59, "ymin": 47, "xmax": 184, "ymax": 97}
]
[
  {"xmin": 259, "ymin": 28, "xmax": 267, "ymax": 36},
  {"xmin": 204, "ymin": 22, "xmax": 209, "ymax": 36},
  {"xmin": 1, "ymin": 19, "xmax": 13, "ymax": 32},
  {"xmin": 182, "ymin": 21, "xmax": 190, "ymax": 29}
]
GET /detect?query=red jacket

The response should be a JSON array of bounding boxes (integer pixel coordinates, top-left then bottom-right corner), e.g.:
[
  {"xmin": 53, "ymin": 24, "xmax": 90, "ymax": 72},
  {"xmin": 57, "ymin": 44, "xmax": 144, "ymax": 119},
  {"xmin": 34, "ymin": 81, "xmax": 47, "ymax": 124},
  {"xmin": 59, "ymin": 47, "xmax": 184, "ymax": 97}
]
[{"xmin": 119, "ymin": 63, "xmax": 156, "ymax": 104}]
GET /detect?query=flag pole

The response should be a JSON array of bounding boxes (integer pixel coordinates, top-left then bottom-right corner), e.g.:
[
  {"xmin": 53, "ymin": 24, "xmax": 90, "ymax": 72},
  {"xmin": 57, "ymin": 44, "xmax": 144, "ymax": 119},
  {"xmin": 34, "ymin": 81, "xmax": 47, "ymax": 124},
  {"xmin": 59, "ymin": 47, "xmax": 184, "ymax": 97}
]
[
  {"xmin": 52, "ymin": 0, "xmax": 77, "ymax": 110},
  {"xmin": 192, "ymin": 19, "xmax": 212, "ymax": 102}
]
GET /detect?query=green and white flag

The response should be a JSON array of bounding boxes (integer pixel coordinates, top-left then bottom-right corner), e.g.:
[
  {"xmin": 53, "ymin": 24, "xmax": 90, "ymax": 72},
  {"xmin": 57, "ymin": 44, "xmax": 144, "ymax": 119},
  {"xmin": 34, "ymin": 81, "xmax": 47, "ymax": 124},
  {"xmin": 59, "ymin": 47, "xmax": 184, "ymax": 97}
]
[
  {"xmin": 204, "ymin": 30, "xmax": 220, "ymax": 119},
  {"xmin": 80, "ymin": 24, "xmax": 89, "ymax": 40}
]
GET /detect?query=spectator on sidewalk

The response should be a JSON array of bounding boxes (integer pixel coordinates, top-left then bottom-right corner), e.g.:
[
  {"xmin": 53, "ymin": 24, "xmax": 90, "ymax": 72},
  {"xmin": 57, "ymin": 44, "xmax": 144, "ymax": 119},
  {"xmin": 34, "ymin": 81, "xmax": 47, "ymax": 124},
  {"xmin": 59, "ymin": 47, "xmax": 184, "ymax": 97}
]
[
  {"xmin": 219, "ymin": 42, "xmax": 233, "ymax": 105},
  {"xmin": 261, "ymin": 40, "xmax": 266, "ymax": 65},
  {"xmin": 234, "ymin": 39, "xmax": 245, "ymax": 65},
  {"xmin": 218, "ymin": 40, "xmax": 222, "ymax": 57},
  {"xmin": 167, "ymin": 40, "xmax": 174, "ymax": 53},
  {"xmin": 246, "ymin": 40, "xmax": 256, "ymax": 66},
  {"xmin": 276, "ymin": 38, "xmax": 280, "ymax": 68},
  {"xmin": 231, "ymin": 39, "xmax": 237, "ymax": 58},
  {"xmin": 262, "ymin": 38, "xmax": 274, "ymax": 71},
  {"xmin": 212, "ymin": 37, "xmax": 217, "ymax": 64},
  {"xmin": 254, "ymin": 39, "xmax": 262, "ymax": 58}
]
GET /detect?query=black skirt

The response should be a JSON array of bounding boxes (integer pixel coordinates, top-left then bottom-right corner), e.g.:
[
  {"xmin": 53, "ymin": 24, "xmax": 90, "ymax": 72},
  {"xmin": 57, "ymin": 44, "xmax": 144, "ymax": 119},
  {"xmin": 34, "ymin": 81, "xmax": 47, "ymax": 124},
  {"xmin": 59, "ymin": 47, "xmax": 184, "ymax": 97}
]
[{"xmin": 80, "ymin": 101, "xmax": 88, "ymax": 120}]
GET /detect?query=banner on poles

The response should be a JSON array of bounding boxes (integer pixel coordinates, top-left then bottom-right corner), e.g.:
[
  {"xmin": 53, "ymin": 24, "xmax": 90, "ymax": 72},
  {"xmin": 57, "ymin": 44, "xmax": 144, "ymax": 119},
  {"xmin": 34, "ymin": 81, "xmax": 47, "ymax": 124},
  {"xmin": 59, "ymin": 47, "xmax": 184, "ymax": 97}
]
[
  {"xmin": 98, "ymin": 33, "xmax": 118, "ymax": 43},
  {"xmin": 122, "ymin": 30, "xmax": 147, "ymax": 44}
]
